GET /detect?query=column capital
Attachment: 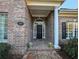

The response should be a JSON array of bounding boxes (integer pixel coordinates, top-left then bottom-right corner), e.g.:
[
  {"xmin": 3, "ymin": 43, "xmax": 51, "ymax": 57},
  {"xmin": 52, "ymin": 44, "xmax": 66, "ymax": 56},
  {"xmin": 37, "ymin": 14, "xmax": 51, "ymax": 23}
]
[{"xmin": 54, "ymin": 6, "xmax": 59, "ymax": 9}]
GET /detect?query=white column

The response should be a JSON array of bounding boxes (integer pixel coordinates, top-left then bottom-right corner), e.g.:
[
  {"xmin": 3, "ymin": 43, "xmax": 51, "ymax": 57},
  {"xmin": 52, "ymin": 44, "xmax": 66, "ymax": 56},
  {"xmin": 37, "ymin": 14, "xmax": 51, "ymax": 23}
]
[{"xmin": 54, "ymin": 7, "xmax": 60, "ymax": 49}]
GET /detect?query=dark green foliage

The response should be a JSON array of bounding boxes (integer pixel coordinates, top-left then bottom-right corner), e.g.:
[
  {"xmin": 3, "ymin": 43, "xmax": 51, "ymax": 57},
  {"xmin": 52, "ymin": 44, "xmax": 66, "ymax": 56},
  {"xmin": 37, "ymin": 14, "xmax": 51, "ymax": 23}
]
[
  {"xmin": 63, "ymin": 39, "xmax": 78, "ymax": 59},
  {"xmin": 0, "ymin": 43, "xmax": 11, "ymax": 59}
]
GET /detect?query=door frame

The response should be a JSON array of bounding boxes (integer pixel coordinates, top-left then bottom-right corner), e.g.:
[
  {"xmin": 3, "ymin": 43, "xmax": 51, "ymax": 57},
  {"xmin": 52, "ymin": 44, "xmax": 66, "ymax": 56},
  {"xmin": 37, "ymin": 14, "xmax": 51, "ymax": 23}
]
[{"xmin": 33, "ymin": 19, "xmax": 46, "ymax": 39}]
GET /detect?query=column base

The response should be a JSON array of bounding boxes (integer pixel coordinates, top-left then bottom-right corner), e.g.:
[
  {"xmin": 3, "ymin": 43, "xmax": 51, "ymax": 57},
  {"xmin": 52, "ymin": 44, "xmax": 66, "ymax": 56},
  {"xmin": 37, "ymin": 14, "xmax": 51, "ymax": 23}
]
[{"xmin": 54, "ymin": 45, "xmax": 61, "ymax": 49}]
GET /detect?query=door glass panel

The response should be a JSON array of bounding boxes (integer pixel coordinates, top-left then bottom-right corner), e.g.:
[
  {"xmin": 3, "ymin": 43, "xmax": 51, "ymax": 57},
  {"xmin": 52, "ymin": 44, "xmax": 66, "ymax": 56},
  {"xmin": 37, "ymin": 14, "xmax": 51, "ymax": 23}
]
[{"xmin": 37, "ymin": 25, "xmax": 42, "ymax": 39}]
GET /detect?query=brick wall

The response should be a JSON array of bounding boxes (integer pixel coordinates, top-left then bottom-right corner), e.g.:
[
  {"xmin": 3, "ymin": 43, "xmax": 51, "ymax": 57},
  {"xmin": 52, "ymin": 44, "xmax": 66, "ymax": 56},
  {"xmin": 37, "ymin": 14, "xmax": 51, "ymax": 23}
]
[
  {"xmin": 46, "ymin": 12, "xmax": 54, "ymax": 43},
  {"xmin": 0, "ymin": 0, "xmax": 32, "ymax": 54}
]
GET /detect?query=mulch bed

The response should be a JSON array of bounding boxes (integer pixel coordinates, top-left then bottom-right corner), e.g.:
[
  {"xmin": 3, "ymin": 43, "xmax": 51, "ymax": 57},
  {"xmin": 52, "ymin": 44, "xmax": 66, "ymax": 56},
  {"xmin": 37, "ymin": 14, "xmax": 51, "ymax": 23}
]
[
  {"xmin": 8, "ymin": 54, "xmax": 23, "ymax": 59},
  {"xmin": 56, "ymin": 50, "xmax": 72, "ymax": 59}
]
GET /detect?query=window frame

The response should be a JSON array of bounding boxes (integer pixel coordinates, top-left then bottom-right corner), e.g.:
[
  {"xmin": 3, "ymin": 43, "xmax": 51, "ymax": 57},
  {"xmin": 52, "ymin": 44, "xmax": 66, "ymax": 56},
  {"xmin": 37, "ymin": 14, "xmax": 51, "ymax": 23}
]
[
  {"xmin": 62, "ymin": 21, "xmax": 78, "ymax": 40},
  {"xmin": 0, "ymin": 12, "xmax": 8, "ymax": 43}
]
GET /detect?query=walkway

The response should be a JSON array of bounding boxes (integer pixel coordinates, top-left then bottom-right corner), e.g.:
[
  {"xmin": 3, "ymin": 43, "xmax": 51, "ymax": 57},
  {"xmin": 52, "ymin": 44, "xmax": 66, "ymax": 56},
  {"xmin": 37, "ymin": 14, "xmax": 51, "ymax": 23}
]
[{"xmin": 23, "ymin": 49, "xmax": 62, "ymax": 59}]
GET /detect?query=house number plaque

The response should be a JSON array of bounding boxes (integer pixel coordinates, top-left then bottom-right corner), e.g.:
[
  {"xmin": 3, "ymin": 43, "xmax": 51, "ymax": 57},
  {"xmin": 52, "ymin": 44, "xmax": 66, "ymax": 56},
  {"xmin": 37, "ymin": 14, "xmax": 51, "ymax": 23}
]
[{"xmin": 17, "ymin": 22, "xmax": 24, "ymax": 26}]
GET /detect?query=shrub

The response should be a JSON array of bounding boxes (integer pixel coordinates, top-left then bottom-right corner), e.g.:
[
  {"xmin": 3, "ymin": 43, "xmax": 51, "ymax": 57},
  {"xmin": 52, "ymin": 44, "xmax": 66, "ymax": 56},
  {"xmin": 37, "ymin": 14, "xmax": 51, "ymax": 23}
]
[
  {"xmin": 0, "ymin": 43, "xmax": 11, "ymax": 59},
  {"xmin": 63, "ymin": 38, "xmax": 78, "ymax": 59}
]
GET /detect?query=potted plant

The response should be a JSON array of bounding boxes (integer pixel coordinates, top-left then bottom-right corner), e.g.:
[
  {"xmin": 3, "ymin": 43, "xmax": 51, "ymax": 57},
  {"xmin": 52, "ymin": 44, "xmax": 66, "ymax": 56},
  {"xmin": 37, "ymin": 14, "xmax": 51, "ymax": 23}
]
[{"xmin": 48, "ymin": 42, "xmax": 53, "ymax": 48}]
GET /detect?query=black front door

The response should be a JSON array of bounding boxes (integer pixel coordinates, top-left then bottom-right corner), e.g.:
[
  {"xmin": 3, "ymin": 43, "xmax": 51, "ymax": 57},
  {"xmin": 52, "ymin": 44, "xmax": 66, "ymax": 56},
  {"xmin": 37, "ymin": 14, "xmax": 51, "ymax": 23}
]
[{"xmin": 37, "ymin": 25, "xmax": 42, "ymax": 39}]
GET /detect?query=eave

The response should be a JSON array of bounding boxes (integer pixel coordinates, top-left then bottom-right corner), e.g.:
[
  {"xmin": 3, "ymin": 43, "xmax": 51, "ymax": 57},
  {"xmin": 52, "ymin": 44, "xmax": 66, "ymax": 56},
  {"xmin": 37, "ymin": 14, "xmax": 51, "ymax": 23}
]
[{"xmin": 59, "ymin": 12, "xmax": 78, "ymax": 17}]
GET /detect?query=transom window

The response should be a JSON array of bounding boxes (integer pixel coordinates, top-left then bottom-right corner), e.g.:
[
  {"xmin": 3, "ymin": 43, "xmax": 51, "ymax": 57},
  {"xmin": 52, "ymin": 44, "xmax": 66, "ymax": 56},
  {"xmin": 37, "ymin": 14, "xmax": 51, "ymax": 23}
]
[
  {"xmin": 0, "ymin": 13, "xmax": 8, "ymax": 42},
  {"xmin": 62, "ymin": 21, "xmax": 78, "ymax": 39}
]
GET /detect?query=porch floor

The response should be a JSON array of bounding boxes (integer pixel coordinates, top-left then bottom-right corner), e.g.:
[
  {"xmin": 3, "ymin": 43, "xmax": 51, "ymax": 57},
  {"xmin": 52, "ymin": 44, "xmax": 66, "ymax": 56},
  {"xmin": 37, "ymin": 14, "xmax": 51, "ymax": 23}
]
[{"xmin": 29, "ymin": 39, "xmax": 51, "ymax": 49}]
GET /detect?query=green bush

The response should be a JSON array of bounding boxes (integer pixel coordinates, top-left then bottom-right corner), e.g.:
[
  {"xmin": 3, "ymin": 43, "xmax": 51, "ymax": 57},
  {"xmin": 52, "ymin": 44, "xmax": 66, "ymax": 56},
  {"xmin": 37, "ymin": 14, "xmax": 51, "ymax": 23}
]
[
  {"xmin": 63, "ymin": 39, "xmax": 78, "ymax": 59},
  {"xmin": 0, "ymin": 43, "xmax": 11, "ymax": 59}
]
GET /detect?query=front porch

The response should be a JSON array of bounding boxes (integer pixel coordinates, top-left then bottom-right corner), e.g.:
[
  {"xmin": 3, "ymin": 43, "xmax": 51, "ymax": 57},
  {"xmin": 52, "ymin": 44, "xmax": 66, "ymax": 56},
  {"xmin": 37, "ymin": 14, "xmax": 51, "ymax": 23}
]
[
  {"xmin": 26, "ymin": 0, "xmax": 63, "ymax": 49},
  {"xmin": 28, "ymin": 15, "xmax": 59, "ymax": 50}
]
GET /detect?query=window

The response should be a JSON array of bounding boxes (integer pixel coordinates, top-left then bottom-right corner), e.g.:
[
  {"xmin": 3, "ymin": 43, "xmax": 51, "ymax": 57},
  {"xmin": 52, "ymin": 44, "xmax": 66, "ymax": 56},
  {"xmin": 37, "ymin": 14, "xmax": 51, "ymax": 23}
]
[
  {"xmin": 62, "ymin": 21, "xmax": 78, "ymax": 39},
  {"xmin": 0, "ymin": 13, "xmax": 8, "ymax": 42}
]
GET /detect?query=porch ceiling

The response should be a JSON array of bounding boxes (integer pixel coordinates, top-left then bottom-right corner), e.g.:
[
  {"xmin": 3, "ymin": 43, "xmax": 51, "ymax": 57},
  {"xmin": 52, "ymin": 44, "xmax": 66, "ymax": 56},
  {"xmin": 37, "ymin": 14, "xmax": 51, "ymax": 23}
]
[{"xmin": 26, "ymin": 0, "xmax": 64, "ymax": 17}]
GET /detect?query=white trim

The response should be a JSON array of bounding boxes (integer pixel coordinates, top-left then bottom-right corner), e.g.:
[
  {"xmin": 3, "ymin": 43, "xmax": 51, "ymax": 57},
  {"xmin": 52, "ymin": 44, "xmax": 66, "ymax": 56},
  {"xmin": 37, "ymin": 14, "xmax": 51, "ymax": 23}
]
[
  {"xmin": 42, "ymin": 23, "xmax": 46, "ymax": 39},
  {"xmin": 66, "ymin": 22, "xmax": 78, "ymax": 39},
  {"xmin": 0, "ymin": 40, "xmax": 7, "ymax": 43},
  {"xmin": 33, "ymin": 22, "xmax": 37, "ymax": 39},
  {"xmin": 73, "ymin": 22, "xmax": 75, "ymax": 38}
]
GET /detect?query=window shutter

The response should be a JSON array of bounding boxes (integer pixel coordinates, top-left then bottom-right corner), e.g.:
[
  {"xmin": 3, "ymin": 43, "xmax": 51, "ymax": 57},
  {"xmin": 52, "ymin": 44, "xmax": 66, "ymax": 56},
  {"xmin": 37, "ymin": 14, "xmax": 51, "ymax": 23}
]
[{"xmin": 62, "ymin": 22, "xmax": 66, "ymax": 39}]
